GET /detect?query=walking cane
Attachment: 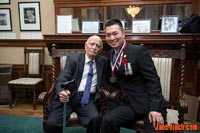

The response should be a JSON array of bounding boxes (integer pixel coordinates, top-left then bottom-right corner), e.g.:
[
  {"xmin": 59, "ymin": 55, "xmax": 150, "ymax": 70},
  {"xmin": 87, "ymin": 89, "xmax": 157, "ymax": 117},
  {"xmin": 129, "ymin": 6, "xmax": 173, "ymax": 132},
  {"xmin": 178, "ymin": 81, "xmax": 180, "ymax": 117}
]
[
  {"xmin": 61, "ymin": 79, "xmax": 75, "ymax": 133},
  {"xmin": 63, "ymin": 100, "xmax": 67, "ymax": 133}
]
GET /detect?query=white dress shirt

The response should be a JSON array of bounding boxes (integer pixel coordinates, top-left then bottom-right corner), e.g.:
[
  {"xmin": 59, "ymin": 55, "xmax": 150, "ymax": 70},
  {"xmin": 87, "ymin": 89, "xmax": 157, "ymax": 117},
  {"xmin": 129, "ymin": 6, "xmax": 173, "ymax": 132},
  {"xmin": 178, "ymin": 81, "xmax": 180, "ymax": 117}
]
[{"xmin": 77, "ymin": 54, "xmax": 97, "ymax": 93}]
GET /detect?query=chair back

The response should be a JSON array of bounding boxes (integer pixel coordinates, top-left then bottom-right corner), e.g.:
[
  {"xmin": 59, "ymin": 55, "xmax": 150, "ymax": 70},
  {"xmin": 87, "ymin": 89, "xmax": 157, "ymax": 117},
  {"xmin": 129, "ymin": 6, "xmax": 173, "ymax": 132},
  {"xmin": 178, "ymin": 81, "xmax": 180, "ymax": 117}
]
[
  {"xmin": 60, "ymin": 56, "xmax": 67, "ymax": 70},
  {"xmin": 24, "ymin": 47, "xmax": 45, "ymax": 78},
  {"xmin": 51, "ymin": 46, "xmax": 84, "ymax": 83},
  {"xmin": 148, "ymin": 46, "xmax": 186, "ymax": 124},
  {"xmin": 152, "ymin": 57, "xmax": 172, "ymax": 102},
  {"xmin": 148, "ymin": 45, "xmax": 186, "ymax": 106}
]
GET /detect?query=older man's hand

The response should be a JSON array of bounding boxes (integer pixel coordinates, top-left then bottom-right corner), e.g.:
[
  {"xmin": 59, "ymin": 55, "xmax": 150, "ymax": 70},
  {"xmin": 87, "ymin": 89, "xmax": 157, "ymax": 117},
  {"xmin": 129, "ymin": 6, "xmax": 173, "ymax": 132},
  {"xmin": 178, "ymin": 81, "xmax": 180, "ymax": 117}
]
[{"xmin": 59, "ymin": 90, "xmax": 71, "ymax": 103}]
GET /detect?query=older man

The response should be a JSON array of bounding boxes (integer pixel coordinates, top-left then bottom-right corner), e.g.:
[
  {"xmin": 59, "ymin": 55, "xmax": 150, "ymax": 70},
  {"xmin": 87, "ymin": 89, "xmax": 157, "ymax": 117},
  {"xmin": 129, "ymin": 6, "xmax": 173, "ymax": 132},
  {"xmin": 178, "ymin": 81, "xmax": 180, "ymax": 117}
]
[{"xmin": 47, "ymin": 35, "xmax": 108, "ymax": 133}]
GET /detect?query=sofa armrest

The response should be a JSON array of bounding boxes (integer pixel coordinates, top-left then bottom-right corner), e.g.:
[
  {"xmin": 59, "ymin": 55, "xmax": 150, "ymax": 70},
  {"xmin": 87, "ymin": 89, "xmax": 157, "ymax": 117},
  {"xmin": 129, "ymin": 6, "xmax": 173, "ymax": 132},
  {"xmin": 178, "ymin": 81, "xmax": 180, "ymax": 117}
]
[
  {"xmin": 37, "ymin": 82, "xmax": 56, "ymax": 122},
  {"xmin": 38, "ymin": 91, "xmax": 48, "ymax": 104},
  {"xmin": 178, "ymin": 99, "xmax": 188, "ymax": 113},
  {"xmin": 101, "ymin": 89, "xmax": 110, "ymax": 115},
  {"xmin": 101, "ymin": 88, "xmax": 110, "ymax": 101},
  {"xmin": 110, "ymin": 90, "xmax": 122, "ymax": 103},
  {"xmin": 38, "ymin": 82, "xmax": 55, "ymax": 103},
  {"xmin": 178, "ymin": 98, "xmax": 188, "ymax": 123}
]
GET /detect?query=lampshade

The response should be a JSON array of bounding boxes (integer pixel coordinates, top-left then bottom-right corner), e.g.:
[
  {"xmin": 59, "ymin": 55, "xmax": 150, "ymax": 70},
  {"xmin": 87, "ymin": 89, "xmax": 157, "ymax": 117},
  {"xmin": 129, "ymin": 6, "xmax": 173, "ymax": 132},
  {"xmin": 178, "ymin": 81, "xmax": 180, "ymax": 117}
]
[{"xmin": 126, "ymin": 6, "xmax": 142, "ymax": 18}]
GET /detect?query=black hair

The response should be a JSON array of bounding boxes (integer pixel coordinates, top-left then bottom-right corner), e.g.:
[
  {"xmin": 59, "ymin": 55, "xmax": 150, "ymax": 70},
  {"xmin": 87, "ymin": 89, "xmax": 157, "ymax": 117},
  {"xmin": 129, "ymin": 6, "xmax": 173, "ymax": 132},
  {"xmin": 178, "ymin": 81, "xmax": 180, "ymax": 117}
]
[{"xmin": 105, "ymin": 19, "xmax": 124, "ymax": 31}]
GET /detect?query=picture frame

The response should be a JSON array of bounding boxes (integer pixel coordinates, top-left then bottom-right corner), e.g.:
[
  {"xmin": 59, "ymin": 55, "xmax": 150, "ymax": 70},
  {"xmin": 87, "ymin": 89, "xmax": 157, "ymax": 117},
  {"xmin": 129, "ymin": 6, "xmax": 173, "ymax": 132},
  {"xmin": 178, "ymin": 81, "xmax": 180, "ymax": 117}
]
[
  {"xmin": 161, "ymin": 15, "xmax": 179, "ymax": 33},
  {"xmin": 82, "ymin": 20, "xmax": 99, "ymax": 34},
  {"xmin": 0, "ymin": 0, "xmax": 10, "ymax": 4},
  {"xmin": 72, "ymin": 18, "xmax": 79, "ymax": 31},
  {"xmin": 132, "ymin": 19, "xmax": 151, "ymax": 33},
  {"xmin": 57, "ymin": 15, "xmax": 72, "ymax": 34},
  {"xmin": 18, "ymin": 2, "xmax": 41, "ymax": 31},
  {"xmin": 0, "ymin": 8, "xmax": 12, "ymax": 31},
  {"xmin": 120, "ymin": 19, "xmax": 126, "ymax": 30}
]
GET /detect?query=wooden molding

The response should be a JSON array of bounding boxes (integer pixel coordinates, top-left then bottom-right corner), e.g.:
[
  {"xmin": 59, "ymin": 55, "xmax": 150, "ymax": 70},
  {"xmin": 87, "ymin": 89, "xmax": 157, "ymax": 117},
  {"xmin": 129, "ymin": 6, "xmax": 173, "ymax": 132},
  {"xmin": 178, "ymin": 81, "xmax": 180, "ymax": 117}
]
[{"xmin": 0, "ymin": 39, "xmax": 45, "ymax": 47}]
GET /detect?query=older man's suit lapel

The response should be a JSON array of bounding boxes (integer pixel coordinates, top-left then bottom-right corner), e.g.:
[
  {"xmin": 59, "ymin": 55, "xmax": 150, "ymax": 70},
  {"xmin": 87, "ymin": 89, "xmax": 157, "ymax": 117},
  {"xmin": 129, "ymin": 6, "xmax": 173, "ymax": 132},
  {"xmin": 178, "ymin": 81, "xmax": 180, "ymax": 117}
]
[
  {"xmin": 77, "ymin": 54, "xmax": 103, "ymax": 85},
  {"xmin": 76, "ymin": 54, "xmax": 103, "ymax": 93},
  {"xmin": 93, "ymin": 55, "xmax": 104, "ymax": 102},
  {"xmin": 77, "ymin": 54, "xmax": 85, "ymax": 87},
  {"xmin": 95, "ymin": 56, "xmax": 102, "ymax": 87}
]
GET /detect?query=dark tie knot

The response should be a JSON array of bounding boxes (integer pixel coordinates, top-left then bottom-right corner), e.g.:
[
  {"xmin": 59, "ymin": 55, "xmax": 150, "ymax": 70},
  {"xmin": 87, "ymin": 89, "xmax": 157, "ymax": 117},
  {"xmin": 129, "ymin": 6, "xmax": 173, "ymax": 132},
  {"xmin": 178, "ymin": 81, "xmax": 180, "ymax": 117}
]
[{"xmin": 88, "ymin": 61, "xmax": 94, "ymax": 66}]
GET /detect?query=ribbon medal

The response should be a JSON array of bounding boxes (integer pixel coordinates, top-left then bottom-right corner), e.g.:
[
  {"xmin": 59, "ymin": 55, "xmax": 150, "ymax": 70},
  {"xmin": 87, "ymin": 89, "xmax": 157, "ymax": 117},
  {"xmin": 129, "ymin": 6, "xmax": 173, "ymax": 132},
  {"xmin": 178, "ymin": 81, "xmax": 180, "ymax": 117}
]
[{"xmin": 110, "ymin": 41, "xmax": 127, "ymax": 83}]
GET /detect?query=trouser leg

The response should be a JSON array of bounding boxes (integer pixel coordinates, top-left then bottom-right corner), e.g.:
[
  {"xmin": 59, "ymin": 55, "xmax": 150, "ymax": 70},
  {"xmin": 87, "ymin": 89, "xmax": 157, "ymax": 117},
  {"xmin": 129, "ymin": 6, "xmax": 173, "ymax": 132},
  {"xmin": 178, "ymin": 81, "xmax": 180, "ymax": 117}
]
[
  {"xmin": 76, "ymin": 100, "xmax": 100, "ymax": 133},
  {"xmin": 86, "ymin": 116, "xmax": 101, "ymax": 133},
  {"xmin": 101, "ymin": 104, "xmax": 137, "ymax": 133},
  {"xmin": 46, "ymin": 103, "xmax": 72, "ymax": 133},
  {"xmin": 46, "ymin": 124, "xmax": 62, "ymax": 133}
]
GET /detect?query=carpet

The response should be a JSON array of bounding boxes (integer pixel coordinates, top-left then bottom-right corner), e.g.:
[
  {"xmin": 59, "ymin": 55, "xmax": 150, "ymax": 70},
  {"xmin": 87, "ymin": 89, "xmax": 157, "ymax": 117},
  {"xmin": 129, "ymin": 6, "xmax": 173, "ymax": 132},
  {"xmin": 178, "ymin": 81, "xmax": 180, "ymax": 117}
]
[
  {"xmin": 0, "ymin": 115, "xmax": 199, "ymax": 133},
  {"xmin": 0, "ymin": 115, "xmax": 43, "ymax": 133},
  {"xmin": 0, "ymin": 115, "xmax": 135, "ymax": 133}
]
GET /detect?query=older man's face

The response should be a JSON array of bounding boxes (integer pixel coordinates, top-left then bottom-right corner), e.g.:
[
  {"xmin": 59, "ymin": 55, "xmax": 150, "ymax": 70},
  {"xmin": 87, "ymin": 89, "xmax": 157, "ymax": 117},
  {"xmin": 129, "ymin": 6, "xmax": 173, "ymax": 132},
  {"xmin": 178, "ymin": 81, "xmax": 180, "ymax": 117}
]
[{"xmin": 85, "ymin": 36, "xmax": 102, "ymax": 60}]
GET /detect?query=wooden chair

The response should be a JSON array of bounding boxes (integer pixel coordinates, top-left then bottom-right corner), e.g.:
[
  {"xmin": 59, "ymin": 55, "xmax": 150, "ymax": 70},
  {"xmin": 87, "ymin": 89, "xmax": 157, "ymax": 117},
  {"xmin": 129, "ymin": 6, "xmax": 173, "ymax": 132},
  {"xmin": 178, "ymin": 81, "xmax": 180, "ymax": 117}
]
[
  {"xmin": 38, "ymin": 46, "xmax": 91, "ymax": 132},
  {"xmin": 8, "ymin": 47, "xmax": 45, "ymax": 110},
  {"xmin": 102, "ymin": 44, "xmax": 188, "ymax": 132}
]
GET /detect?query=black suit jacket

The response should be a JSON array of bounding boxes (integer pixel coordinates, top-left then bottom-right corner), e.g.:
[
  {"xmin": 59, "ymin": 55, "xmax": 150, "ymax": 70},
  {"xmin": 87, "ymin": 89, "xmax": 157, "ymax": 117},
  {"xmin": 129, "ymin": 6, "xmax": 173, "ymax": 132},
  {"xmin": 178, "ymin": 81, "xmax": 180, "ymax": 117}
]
[
  {"xmin": 108, "ymin": 44, "xmax": 166, "ymax": 114},
  {"xmin": 49, "ymin": 53, "xmax": 108, "ymax": 111}
]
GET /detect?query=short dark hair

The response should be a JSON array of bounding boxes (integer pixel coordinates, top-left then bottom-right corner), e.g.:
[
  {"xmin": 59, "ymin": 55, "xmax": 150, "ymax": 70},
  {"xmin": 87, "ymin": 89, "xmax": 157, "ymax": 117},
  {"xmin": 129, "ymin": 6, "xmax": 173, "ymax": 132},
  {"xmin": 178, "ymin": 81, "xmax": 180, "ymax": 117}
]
[{"xmin": 105, "ymin": 19, "xmax": 124, "ymax": 31}]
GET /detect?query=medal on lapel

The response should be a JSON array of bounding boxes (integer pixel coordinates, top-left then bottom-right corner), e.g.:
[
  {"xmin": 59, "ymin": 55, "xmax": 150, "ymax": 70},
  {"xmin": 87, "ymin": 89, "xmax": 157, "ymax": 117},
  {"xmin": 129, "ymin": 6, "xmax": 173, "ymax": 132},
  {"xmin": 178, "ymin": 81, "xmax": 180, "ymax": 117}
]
[
  {"xmin": 127, "ymin": 63, "xmax": 133, "ymax": 75},
  {"xmin": 122, "ymin": 55, "xmax": 128, "ymax": 75},
  {"xmin": 110, "ymin": 41, "xmax": 127, "ymax": 83}
]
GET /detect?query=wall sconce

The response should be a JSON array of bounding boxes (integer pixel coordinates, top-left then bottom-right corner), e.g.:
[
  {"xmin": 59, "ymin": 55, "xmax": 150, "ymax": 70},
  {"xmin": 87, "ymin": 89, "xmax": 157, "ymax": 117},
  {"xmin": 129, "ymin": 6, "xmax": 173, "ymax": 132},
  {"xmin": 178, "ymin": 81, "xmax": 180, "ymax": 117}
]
[{"xmin": 126, "ymin": 6, "xmax": 142, "ymax": 18}]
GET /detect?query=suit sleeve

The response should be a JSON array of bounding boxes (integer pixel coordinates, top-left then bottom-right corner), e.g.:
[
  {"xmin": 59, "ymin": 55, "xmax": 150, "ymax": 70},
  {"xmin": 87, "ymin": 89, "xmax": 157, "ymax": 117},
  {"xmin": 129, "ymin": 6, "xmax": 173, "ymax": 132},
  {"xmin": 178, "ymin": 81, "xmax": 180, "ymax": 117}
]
[
  {"xmin": 137, "ymin": 46, "xmax": 163, "ymax": 112},
  {"xmin": 101, "ymin": 58, "xmax": 109, "ymax": 88}
]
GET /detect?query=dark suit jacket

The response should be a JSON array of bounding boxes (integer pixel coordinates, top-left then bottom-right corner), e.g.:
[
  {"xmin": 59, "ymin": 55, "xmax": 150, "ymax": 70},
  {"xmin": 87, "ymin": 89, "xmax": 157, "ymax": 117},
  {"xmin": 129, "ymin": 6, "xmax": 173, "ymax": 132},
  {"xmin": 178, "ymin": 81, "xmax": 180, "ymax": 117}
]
[
  {"xmin": 108, "ymin": 44, "xmax": 166, "ymax": 115},
  {"xmin": 49, "ymin": 53, "xmax": 108, "ymax": 111}
]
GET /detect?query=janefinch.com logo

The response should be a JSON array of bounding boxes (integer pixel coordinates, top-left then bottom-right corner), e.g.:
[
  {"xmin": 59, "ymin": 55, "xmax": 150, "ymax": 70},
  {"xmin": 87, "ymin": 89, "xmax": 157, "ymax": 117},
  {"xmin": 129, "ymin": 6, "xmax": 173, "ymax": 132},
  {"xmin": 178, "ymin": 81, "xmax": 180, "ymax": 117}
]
[{"xmin": 155, "ymin": 123, "xmax": 198, "ymax": 131}]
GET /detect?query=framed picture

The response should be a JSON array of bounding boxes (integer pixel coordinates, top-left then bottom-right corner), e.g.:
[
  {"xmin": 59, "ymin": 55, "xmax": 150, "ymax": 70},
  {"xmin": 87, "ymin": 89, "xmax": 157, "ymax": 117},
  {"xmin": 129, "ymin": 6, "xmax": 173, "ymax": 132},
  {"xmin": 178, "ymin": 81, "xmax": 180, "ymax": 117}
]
[
  {"xmin": 161, "ymin": 15, "xmax": 179, "ymax": 33},
  {"xmin": 132, "ymin": 19, "xmax": 151, "ymax": 33},
  {"xmin": 0, "ymin": 8, "xmax": 12, "ymax": 31},
  {"xmin": 120, "ymin": 19, "xmax": 126, "ymax": 30},
  {"xmin": 18, "ymin": 2, "xmax": 41, "ymax": 31},
  {"xmin": 82, "ymin": 20, "xmax": 99, "ymax": 34},
  {"xmin": 57, "ymin": 15, "xmax": 72, "ymax": 34},
  {"xmin": 0, "ymin": 0, "xmax": 10, "ymax": 4}
]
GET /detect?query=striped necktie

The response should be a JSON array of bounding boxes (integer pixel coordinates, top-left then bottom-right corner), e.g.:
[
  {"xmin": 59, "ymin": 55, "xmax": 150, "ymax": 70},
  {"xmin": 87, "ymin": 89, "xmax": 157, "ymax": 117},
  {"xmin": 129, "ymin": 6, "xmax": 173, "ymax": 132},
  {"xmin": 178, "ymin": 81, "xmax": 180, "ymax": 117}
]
[{"xmin": 81, "ymin": 61, "xmax": 93, "ymax": 106}]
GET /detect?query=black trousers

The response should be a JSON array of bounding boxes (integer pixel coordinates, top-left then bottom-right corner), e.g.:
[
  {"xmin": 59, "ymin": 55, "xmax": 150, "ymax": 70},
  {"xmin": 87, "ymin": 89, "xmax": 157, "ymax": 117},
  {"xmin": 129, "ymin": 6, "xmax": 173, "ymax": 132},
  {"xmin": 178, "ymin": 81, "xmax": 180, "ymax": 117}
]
[
  {"xmin": 101, "ymin": 102, "xmax": 166, "ymax": 133},
  {"xmin": 46, "ymin": 95, "xmax": 100, "ymax": 133}
]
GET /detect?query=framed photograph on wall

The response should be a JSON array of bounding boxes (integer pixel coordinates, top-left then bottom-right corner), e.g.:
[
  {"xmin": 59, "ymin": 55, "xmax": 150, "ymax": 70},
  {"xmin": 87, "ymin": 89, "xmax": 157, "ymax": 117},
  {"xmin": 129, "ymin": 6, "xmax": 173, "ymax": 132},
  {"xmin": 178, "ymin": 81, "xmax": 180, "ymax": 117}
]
[
  {"xmin": 18, "ymin": 2, "xmax": 41, "ymax": 31},
  {"xmin": 132, "ymin": 19, "xmax": 151, "ymax": 33},
  {"xmin": 161, "ymin": 15, "xmax": 179, "ymax": 33},
  {"xmin": 0, "ymin": 8, "xmax": 12, "ymax": 31},
  {"xmin": 0, "ymin": 0, "xmax": 10, "ymax": 4},
  {"xmin": 82, "ymin": 20, "xmax": 99, "ymax": 34}
]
